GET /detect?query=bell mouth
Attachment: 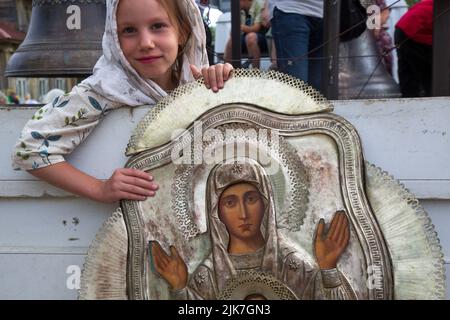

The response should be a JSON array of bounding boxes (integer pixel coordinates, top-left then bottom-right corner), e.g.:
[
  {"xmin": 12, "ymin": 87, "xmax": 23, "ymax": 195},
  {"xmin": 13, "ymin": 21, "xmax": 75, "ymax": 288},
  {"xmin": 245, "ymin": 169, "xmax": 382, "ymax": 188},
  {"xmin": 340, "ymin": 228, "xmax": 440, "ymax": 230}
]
[
  {"xmin": 5, "ymin": 43, "xmax": 103, "ymax": 78},
  {"xmin": 5, "ymin": 0, "xmax": 105, "ymax": 78}
]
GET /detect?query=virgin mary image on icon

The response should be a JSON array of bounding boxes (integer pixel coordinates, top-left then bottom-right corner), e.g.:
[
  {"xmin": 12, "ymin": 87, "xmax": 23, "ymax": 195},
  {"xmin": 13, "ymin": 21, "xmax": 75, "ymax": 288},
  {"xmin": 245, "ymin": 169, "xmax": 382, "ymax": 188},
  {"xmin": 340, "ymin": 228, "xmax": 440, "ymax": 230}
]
[{"xmin": 150, "ymin": 160, "xmax": 357, "ymax": 300}]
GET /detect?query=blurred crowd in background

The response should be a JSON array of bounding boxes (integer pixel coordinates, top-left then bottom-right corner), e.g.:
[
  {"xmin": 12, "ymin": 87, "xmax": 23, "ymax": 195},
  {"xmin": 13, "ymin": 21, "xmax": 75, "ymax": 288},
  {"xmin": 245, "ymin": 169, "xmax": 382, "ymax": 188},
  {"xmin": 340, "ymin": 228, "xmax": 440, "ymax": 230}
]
[{"xmin": 0, "ymin": 0, "xmax": 441, "ymax": 104}]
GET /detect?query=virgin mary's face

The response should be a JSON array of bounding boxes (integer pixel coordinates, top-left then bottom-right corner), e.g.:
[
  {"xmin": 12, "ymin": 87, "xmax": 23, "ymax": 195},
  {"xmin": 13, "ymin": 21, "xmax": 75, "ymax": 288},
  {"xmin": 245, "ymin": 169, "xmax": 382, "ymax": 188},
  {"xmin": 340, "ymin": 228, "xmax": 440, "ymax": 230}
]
[{"xmin": 218, "ymin": 183, "xmax": 265, "ymax": 241}]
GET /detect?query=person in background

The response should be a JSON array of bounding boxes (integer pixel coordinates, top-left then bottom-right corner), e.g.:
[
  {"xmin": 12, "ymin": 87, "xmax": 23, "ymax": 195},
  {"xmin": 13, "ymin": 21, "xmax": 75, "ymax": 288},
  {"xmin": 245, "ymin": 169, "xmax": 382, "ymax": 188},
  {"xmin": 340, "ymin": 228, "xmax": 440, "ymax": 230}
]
[
  {"xmin": 268, "ymin": 0, "xmax": 324, "ymax": 91},
  {"xmin": 7, "ymin": 89, "xmax": 20, "ymax": 104},
  {"xmin": 394, "ymin": 0, "xmax": 433, "ymax": 97},
  {"xmin": 384, "ymin": 0, "xmax": 408, "ymax": 83},
  {"xmin": 224, "ymin": 0, "xmax": 268, "ymax": 69},
  {"xmin": 24, "ymin": 93, "xmax": 40, "ymax": 105},
  {"xmin": 374, "ymin": 0, "xmax": 395, "ymax": 76},
  {"xmin": 0, "ymin": 92, "xmax": 7, "ymax": 105},
  {"xmin": 196, "ymin": 0, "xmax": 215, "ymax": 65},
  {"xmin": 262, "ymin": 0, "xmax": 277, "ymax": 70}
]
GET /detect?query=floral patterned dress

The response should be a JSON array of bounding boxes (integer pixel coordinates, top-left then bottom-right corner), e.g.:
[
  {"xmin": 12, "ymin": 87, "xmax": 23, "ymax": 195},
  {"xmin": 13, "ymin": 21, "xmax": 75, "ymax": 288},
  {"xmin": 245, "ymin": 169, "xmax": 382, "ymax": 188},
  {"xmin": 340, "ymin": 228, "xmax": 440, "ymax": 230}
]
[{"xmin": 12, "ymin": 84, "xmax": 122, "ymax": 171}]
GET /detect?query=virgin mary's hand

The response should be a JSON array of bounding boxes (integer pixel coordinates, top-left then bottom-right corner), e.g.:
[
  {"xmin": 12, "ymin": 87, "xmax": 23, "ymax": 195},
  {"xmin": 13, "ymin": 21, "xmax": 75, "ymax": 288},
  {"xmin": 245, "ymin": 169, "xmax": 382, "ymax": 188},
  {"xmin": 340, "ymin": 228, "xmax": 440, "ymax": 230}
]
[
  {"xmin": 150, "ymin": 241, "xmax": 188, "ymax": 290},
  {"xmin": 314, "ymin": 210, "xmax": 350, "ymax": 270}
]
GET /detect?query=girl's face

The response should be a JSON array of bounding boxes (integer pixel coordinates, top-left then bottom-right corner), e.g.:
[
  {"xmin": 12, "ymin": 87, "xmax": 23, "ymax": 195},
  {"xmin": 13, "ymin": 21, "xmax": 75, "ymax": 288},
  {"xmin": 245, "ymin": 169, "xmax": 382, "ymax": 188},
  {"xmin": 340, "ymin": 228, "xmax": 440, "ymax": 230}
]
[{"xmin": 117, "ymin": 0, "xmax": 180, "ymax": 90}]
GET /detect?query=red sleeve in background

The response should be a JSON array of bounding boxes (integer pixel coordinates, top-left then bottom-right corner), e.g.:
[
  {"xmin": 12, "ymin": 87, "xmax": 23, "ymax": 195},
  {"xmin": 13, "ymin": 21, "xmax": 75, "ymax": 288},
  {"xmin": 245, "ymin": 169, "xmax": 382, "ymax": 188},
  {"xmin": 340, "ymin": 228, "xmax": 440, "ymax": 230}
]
[{"xmin": 396, "ymin": 0, "xmax": 434, "ymax": 45}]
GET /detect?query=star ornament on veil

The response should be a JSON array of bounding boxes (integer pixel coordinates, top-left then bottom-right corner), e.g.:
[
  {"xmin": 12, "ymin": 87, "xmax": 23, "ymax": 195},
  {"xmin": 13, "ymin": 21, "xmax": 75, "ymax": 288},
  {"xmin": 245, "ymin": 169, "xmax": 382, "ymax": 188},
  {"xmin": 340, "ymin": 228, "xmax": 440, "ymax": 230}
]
[{"xmin": 231, "ymin": 163, "xmax": 243, "ymax": 174}]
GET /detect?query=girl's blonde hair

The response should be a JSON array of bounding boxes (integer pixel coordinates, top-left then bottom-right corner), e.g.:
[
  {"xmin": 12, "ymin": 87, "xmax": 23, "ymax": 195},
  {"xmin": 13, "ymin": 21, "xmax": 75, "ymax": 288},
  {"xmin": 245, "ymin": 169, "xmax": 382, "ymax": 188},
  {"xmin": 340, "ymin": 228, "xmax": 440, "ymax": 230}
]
[{"xmin": 157, "ymin": 0, "xmax": 193, "ymax": 85}]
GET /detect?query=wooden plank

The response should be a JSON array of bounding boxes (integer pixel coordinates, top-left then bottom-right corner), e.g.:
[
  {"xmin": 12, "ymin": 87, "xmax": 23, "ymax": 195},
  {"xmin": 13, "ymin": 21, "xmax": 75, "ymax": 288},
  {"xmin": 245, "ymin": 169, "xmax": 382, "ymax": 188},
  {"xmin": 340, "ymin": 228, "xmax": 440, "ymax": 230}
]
[
  {"xmin": 0, "ymin": 246, "xmax": 88, "ymax": 255},
  {"xmin": 421, "ymin": 200, "xmax": 450, "ymax": 259},
  {"xmin": 0, "ymin": 180, "xmax": 77, "ymax": 197},
  {"xmin": 0, "ymin": 253, "xmax": 84, "ymax": 300},
  {"xmin": 399, "ymin": 180, "xmax": 450, "ymax": 200},
  {"xmin": 333, "ymin": 97, "xmax": 450, "ymax": 180},
  {"xmin": 0, "ymin": 198, "xmax": 113, "ymax": 248}
]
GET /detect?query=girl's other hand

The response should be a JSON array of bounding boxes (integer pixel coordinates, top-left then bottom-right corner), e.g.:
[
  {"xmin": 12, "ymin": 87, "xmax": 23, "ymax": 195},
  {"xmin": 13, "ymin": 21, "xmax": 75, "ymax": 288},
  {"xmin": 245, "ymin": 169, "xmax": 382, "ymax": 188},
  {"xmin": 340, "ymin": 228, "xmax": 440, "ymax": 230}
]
[
  {"xmin": 190, "ymin": 63, "xmax": 234, "ymax": 93},
  {"xmin": 96, "ymin": 168, "xmax": 159, "ymax": 203}
]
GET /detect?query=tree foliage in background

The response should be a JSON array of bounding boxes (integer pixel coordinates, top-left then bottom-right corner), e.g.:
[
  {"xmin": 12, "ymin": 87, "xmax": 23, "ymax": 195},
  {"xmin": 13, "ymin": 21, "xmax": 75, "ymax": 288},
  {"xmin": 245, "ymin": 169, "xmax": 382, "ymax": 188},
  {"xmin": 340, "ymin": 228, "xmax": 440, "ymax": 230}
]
[{"xmin": 405, "ymin": 0, "xmax": 420, "ymax": 7}]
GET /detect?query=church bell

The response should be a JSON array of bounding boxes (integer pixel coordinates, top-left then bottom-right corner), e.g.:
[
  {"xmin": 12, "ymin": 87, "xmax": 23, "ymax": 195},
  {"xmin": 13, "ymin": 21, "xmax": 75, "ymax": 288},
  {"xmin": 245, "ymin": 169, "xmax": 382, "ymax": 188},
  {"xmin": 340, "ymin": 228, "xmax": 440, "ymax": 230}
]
[{"xmin": 5, "ymin": 0, "xmax": 106, "ymax": 78}]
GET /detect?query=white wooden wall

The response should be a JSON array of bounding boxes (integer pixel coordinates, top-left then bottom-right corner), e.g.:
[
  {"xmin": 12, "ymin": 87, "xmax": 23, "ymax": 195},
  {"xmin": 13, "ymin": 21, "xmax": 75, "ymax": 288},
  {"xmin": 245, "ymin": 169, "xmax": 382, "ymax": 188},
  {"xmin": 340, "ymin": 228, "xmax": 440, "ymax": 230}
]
[{"xmin": 0, "ymin": 97, "xmax": 449, "ymax": 299}]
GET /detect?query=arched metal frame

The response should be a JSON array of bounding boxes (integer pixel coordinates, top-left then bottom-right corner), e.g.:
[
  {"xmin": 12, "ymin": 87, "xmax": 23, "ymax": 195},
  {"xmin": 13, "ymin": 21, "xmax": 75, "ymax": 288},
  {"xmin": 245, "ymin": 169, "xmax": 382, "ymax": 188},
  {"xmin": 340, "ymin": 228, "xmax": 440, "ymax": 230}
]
[{"xmin": 121, "ymin": 104, "xmax": 394, "ymax": 300}]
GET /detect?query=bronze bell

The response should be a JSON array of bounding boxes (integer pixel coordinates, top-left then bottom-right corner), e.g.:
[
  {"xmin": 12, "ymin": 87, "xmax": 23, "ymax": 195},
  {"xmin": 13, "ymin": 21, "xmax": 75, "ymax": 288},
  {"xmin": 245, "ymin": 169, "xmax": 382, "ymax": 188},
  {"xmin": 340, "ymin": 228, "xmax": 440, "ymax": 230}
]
[
  {"xmin": 5, "ymin": 0, "xmax": 106, "ymax": 78},
  {"xmin": 339, "ymin": 29, "xmax": 401, "ymax": 99}
]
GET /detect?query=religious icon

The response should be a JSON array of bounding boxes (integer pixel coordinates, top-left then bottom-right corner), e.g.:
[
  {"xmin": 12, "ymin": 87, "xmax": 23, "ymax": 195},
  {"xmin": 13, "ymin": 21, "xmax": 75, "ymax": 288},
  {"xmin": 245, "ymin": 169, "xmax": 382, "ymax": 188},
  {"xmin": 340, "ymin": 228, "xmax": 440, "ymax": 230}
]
[
  {"xmin": 149, "ymin": 161, "xmax": 356, "ymax": 299},
  {"xmin": 79, "ymin": 70, "xmax": 446, "ymax": 300}
]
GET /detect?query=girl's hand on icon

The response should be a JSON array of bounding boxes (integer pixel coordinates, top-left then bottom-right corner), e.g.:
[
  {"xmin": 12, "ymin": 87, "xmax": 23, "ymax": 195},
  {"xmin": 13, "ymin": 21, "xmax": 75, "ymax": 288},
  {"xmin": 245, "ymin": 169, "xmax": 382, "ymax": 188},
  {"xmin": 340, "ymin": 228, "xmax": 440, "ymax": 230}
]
[
  {"xmin": 190, "ymin": 63, "xmax": 234, "ymax": 93},
  {"xmin": 95, "ymin": 168, "xmax": 159, "ymax": 203}
]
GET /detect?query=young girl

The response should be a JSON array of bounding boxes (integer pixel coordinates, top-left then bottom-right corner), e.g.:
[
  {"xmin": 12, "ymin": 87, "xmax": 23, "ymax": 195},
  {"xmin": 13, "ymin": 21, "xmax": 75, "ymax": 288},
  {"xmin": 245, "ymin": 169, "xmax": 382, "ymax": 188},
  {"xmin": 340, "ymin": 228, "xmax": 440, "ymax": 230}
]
[{"xmin": 11, "ymin": 0, "xmax": 233, "ymax": 203}]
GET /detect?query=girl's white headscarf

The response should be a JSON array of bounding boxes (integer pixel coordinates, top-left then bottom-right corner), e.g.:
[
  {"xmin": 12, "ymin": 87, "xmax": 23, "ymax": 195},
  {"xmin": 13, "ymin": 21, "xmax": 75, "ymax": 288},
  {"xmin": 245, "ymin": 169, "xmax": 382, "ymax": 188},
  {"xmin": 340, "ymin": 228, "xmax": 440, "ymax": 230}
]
[{"xmin": 82, "ymin": 0, "xmax": 209, "ymax": 106}]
